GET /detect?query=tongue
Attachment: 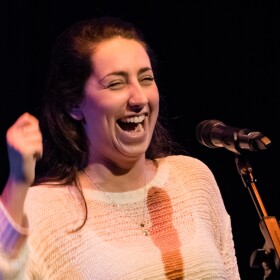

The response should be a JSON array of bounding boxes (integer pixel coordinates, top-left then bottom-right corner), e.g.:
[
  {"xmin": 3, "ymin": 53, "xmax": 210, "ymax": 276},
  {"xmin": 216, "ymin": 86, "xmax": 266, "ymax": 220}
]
[{"xmin": 120, "ymin": 122, "xmax": 143, "ymax": 133}]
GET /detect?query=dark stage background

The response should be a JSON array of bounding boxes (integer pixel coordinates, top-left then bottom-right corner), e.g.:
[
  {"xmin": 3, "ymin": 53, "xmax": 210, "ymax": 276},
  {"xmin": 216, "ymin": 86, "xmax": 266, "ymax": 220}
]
[{"xmin": 1, "ymin": 1, "xmax": 279, "ymax": 279}]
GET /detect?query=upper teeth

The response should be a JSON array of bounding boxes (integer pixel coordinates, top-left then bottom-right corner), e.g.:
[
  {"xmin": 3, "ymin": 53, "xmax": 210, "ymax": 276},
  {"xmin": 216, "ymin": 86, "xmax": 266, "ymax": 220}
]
[{"xmin": 119, "ymin": 115, "xmax": 145, "ymax": 123}]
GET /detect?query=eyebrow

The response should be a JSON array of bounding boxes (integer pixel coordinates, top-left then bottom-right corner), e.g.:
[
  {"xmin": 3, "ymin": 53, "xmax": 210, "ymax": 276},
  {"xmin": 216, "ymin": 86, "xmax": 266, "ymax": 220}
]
[
  {"xmin": 139, "ymin": 67, "xmax": 153, "ymax": 74},
  {"xmin": 100, "ymin": 67, "xmax": 153, "ymax": 81}
]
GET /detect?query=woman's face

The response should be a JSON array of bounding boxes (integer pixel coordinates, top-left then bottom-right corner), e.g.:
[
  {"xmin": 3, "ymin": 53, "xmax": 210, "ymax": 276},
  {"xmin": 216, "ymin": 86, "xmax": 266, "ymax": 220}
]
[{"xmin": 76, "ymin": 37, "xmax": 159, "ymax": 165}]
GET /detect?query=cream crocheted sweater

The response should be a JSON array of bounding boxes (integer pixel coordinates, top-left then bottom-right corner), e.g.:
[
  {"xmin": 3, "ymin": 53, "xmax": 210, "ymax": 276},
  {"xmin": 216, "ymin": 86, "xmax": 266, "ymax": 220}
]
[{"xmin": 0, "ymin": 155, "xmax": 240, "ymax": 279}]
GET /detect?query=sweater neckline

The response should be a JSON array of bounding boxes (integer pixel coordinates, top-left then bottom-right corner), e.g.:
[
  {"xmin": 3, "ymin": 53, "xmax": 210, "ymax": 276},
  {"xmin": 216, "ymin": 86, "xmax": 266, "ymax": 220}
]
[{"xmin": 82, "ymin": 157, "xmax": 169, "ymax": 204}]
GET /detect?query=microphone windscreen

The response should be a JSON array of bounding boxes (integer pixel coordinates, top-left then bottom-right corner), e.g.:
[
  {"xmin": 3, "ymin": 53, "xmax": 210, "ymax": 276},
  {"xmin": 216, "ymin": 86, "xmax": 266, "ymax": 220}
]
[{"xmin": 196, "ymin": 119, "xmax": 223, "ymax": 148}]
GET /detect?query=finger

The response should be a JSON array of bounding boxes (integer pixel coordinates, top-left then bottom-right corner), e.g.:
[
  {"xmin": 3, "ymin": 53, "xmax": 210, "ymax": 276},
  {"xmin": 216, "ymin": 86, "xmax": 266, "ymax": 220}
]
[{"xmin": 18, "ymin": 131, "xmax": 43, "ymax": 160}]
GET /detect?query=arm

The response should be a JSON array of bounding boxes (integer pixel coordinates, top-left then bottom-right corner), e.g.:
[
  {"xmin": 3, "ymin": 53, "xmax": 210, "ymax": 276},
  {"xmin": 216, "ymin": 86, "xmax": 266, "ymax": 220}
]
[
  {"xmin": 1, "ymin": 112, "xmax": 42, "ymax": 225},
  {"xmin": 196, "ymin": 160, "xmax": 241, "ymax": 280},
  {"xmin": 208, "ymin": 175, "xmax": 241, "ymax": 280},
  {"xmin": 0, "ymin": 112, "xmax": 42, "ymax": 277}
]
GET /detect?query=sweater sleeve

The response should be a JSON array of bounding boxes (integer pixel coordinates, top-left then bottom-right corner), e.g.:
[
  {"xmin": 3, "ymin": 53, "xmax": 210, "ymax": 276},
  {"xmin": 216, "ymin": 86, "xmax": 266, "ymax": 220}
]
[
  {"xmin": 0, "ymin": 199, "xmax": 29, "ymax": 279},
  {"xmin": 221, "ymin": 214, "xmax": 241, "ymax": 280},
  {"xmin": 203, "ymin": 164, "xmax": 241, "ymax": 280},
  {"xmin": 168, "ymin": 155, "xmax": 241, "ymax": 279}
]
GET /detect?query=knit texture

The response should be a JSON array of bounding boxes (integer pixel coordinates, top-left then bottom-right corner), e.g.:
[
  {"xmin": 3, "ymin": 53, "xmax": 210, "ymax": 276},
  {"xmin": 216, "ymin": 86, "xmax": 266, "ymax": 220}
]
[{"xmin": 0, "ymin": 155, "xmax": 240, "ymax": 279}]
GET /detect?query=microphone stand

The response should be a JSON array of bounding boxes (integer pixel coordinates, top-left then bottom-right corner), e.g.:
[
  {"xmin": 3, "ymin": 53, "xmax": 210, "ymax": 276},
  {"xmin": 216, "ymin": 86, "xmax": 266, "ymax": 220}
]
[{"xmin": 235, "ymin": 154, "xmax": 280, "ymax": 277}]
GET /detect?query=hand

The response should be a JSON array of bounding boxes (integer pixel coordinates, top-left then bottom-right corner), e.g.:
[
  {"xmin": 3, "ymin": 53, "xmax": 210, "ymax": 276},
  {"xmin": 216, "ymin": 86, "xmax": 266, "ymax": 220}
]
[{"xmin": 6, "ymin": 112, "xmax": 43, "ymax": 185}]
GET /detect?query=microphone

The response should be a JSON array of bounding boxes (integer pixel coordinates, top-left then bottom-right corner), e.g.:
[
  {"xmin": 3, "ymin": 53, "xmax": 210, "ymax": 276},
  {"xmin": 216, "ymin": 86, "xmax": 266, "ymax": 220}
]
[{"xmin": 196, "ymin": 119, "xmax": 272, "ymax": 154}]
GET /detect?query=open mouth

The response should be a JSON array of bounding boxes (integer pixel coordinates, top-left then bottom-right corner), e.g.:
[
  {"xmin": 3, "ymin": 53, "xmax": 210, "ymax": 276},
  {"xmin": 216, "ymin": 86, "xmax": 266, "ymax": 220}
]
[{"xmin": 117, "ymin": 114, "xmax": 146, "ymax": 133}]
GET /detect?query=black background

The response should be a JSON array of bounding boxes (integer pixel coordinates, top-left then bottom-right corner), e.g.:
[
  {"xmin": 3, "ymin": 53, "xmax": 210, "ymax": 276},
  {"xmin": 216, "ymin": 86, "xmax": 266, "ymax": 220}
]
[{"xmin": 0, "ymin": 1, "xmax": 279, "ymax": 279}]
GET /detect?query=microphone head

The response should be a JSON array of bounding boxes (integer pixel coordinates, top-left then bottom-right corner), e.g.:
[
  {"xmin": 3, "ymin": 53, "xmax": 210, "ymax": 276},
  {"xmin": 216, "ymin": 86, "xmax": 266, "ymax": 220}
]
[
  {"xmin": 196, "ymin": 119, "xmax": 225, "ymax": 148},
  {"xmin": 196, "ymin": 119, "xmax": 272, "ymax": 153}
]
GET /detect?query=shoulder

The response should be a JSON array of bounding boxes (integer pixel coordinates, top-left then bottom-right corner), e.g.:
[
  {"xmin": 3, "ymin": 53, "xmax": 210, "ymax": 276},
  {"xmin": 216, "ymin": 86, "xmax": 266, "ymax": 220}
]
[
  {"xmin": 24, "ymin": 185, "xmax": 82, "ymax": 227},
  {"xmin": 155, "ymin": 155, "xmax": 219, "ymax": 193},
  {"xmin": 156, "ymin": 155, "xmax": 229, "ymax": 215},
  {"xmin": 156, "ymin": 154, "xmax": 213, "ymax": 175}
]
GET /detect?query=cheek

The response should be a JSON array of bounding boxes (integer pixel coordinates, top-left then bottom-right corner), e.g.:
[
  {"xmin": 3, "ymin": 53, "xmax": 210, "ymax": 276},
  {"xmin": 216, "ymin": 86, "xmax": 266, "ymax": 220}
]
[
  {"xmin": 80, "ymin": 93, "xmax": 109, "ymax": 118},
  {"xmin": 81, "ymin": 98, "xmax": 117, "ymax": 137},
  {"xmin": 149, "ymin": 89, "xmax": 160, "ymax": 113},
  {"xmin": 79, "ymin": 100, "xmax": 105, "ymax": 133}
]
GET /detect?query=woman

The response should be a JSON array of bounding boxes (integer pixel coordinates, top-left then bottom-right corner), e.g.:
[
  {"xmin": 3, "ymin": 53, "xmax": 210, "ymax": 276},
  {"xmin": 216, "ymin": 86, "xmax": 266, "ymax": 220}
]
[{"xmin": 0, "ymin": 16, "xmax": 240, "ymax": 279}]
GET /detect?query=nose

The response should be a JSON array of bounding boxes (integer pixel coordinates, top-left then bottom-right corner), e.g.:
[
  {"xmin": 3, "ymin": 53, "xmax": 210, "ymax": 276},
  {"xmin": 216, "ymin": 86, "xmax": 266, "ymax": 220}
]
[{"xmin": 128, "ymin": 83, "xmax": 148, "ymax": 110}]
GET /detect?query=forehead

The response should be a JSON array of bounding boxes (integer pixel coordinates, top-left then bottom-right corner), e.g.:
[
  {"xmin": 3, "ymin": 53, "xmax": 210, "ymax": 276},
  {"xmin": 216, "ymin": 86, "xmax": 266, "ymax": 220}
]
[{"xmin": 92, "ymin": 37, "xmax": 151, "ymax": 72}]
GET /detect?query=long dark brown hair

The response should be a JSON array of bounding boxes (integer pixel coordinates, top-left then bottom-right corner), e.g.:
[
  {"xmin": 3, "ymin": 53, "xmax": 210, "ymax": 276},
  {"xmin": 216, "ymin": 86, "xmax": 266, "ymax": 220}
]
[
  {"xmin": 35, "ymin": 16, "xmax": 182, "ymax": 185},
  {"xmin": 34, "ymin": 16, "xmax": 184, "ymax": 230}
]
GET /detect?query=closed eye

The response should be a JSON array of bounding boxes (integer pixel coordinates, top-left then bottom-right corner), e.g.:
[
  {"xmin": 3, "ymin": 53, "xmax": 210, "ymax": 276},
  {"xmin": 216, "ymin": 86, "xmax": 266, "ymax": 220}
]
[
  {"xmin": 106, "ymin": 80, "xmax": 126, "ymax": 90},
  {"xmin": 140, "ymin": 76, "xmax": 154, "ymax": 86}
]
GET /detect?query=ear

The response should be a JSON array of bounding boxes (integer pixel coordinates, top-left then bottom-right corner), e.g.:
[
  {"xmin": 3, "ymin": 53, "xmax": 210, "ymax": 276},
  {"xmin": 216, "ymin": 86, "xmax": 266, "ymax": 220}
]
[{"xmin": 68, "ymin": 105, "xmax": 84, "ymax": 121}]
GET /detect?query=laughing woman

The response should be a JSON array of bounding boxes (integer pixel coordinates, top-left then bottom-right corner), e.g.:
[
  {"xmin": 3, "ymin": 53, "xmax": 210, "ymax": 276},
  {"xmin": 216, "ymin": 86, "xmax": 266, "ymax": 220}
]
[{"xmin": 0, "ymin": 16, "xmax": 240, "ymax": 279}]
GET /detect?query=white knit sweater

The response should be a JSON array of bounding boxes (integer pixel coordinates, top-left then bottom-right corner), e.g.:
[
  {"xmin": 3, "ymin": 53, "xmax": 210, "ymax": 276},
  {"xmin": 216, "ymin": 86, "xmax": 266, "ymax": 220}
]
[{"xmin": 0, "ymin": 155, "xmax": 240, "ymax": 279}]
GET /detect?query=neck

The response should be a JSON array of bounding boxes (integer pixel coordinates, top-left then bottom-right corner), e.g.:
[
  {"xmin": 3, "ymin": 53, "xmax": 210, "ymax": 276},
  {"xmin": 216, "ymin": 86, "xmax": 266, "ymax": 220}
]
[{"xmin": 84, "ymin": 159, "xmax": 148, "ymax": 192}]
